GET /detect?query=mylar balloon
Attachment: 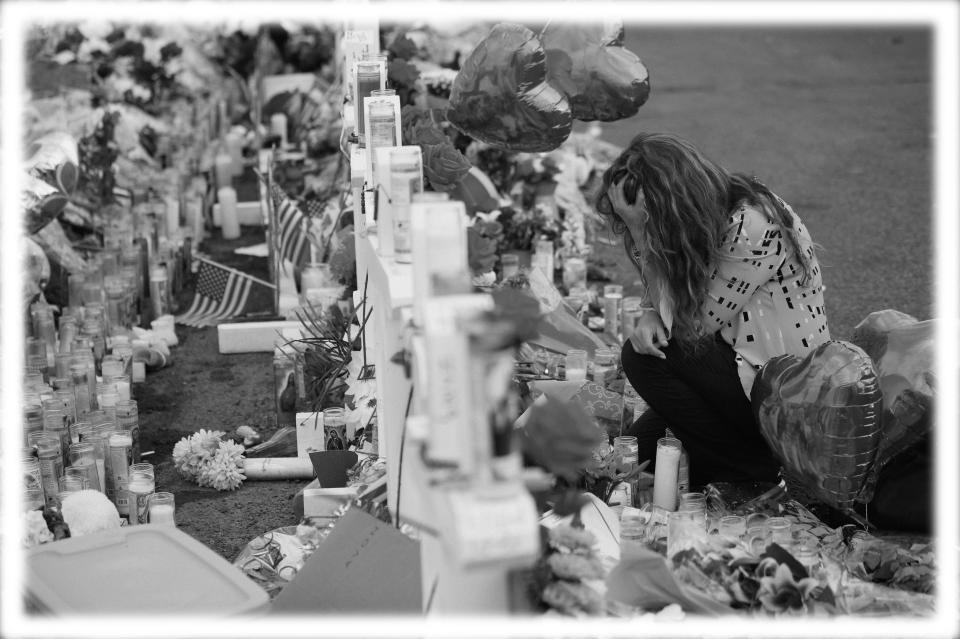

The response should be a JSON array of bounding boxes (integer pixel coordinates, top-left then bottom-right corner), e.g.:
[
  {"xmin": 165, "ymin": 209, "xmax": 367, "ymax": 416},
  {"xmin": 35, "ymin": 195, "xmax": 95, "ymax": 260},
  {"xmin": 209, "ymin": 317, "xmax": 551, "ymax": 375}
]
[
  {"xmin": 850, "ymin": 310, "xmax": 935, "ymax": 501},
  {"xmin": 540, "ymin": 20, "xmax": 650, "ymax": 122},
  {"xmin": 447, "ymin": 23, "xmax": 572, "ymax": 152},
  {"xmin": 752, "ymin": 341, "xmax": 883, "ymax": 510}
]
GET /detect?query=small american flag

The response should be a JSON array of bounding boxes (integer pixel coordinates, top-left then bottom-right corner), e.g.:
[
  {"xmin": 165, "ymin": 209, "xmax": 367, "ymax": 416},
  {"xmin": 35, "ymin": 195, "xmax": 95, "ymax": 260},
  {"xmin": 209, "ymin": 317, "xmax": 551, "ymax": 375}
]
[
  {"xmin": 175, "ymin": 258, "xmax": 273, "ymax": 327},
  {"xmin": 270, "ymin": 184, "xmax": 310, "ymax": 267}
]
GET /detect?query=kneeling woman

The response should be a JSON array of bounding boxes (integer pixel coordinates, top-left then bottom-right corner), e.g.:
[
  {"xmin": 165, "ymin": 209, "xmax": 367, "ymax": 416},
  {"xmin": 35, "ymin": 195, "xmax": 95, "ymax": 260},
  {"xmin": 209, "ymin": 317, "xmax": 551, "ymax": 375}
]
[{"xmin": 596, "ymin": 132, "xmax": 830, "ymax": 486}]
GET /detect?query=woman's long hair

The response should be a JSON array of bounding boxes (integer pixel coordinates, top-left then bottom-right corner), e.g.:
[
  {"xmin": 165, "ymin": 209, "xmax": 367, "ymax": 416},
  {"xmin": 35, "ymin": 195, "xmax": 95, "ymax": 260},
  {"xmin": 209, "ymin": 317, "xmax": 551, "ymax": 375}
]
[{"xmin": 595, "ymin": 132, "xmax": 816, "ymax": 345}]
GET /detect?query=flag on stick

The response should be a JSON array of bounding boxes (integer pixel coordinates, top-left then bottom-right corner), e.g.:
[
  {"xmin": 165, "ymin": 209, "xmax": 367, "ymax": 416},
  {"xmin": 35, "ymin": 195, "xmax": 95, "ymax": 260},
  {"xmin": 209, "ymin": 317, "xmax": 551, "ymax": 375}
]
[
  {"xmin": 270, "ymin": 183, "xmax": 310, "ymax": 267},
  {"xmin": 175, "ymin": 257, "xmax": 275, "ymax": 327}
]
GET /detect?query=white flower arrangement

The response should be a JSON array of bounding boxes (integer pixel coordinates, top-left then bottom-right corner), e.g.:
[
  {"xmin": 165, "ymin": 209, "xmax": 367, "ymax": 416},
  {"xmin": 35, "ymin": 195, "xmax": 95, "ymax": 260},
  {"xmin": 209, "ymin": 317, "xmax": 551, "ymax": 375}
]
[{"xmin": 172, "ymin": 429, "xmax": 246, "ymax": 491}]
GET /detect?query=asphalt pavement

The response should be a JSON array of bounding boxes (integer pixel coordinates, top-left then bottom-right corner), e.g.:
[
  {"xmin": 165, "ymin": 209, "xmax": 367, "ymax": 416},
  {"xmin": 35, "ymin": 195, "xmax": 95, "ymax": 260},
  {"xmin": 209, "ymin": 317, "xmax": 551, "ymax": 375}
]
[{"xmin": 594, "ymin": 26, "xmax": 933, "ymax": 340}]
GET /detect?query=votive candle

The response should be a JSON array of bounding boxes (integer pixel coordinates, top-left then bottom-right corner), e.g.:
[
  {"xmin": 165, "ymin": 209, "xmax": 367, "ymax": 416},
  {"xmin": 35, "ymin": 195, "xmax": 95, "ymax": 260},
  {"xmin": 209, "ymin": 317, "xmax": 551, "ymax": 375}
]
[
  {"xmin": 218, "ymin": 187, "xmax": 240, "ymax": 240},
  {"xmin": 653, "ymin": 437, "xmax": 682, "ymax": 511}
]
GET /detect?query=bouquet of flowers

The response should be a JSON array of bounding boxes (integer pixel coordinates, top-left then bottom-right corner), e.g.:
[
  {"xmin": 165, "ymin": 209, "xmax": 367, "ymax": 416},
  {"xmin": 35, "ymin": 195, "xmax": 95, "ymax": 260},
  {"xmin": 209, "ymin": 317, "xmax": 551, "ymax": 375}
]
[{"xmin": 172, "ymin": 429, "xmax": 246, "ymax": 491}]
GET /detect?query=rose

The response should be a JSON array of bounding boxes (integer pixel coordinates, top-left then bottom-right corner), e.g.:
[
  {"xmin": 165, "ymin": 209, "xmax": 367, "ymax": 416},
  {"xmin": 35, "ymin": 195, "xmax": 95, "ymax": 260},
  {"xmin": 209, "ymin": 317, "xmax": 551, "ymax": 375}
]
[{"xmin": 422, "ymin": 141, "xmax": 471, "ymax": 192}]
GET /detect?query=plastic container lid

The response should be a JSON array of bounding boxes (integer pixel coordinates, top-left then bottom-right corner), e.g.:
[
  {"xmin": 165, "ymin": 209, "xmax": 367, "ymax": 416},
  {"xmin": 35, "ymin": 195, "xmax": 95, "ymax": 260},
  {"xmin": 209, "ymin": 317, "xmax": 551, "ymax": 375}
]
[{"xmin": 26, "ymin": 524, "xmax": 269, "ymax": 616}]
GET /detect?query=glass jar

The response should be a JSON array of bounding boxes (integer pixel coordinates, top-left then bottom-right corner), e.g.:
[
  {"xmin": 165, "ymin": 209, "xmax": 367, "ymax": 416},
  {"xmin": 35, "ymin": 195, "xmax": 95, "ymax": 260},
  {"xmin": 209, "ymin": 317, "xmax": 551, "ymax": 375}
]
[
  {"xmin": 619, "ymin": 513, "xmax": 646, "ymax": 561},
  {"xmin": 793, "ymin": 542, "xmax": 821, "ymax": 574},
  {"xmin": 677, "ymin": 492, "xmax": 707, "ymax": 530},
  {"xmin": 613, "ymin": 435, "xmax": 639, "ymax": 475},
  {"xmin": 101, "ymin": 355, "xmax": 124, "ymax": 379},
  {"xmin": 718, "ymin": 515, "xmax": 747, "ymax": 543},
  {"xmin": 23, "ymin": 402, "xmax": 45, "ymax": 445},
  {"xmin": 68, "ymin": 442, "xmax": 101, "ymax": 493},
  {"xmin": 354, "ymin": 59, "xmax": 385, "ymax": 140},
  {"xmin": 667, "ymin": 510, "xmax": 700, "ymax": 558},
  {"xmin": 127, "ymin": 463, "xmax": 156, "ymax": 525},
  {"xmin": 36, "ymin": 315, "xmax": 58, "ymax": 369},
  {"xmin": 59, "ymin": 474, "xmax": 87, "ymax": 493},
  {"xmin": 149, "ymin": 266, "xmax": 170, "ymax": 319},
  {"xmin": 115, "ymin": 399, "xmax": 140, "ymax": 462},
  {"xmin": 37, "ymin": 435, "xmax": 66, "ymax": 505},
  {"xmin": 766, "ymin": 516, "xmax": 793, "ymax": 547},
  {"xmin": 653, "ymin": 437, "xmax": 682, "ymax": 511},
  {"xmin": 564, "ymin": 349, "xmax": 587, "ymax": 382},
  {"xmin": 620, "ymin": 296, "xmax": 646, "ymax": 341},
  {"xmin": 322, "ymin": 407, "xmax": 347, "ymax": 451},
  {"xmin": 23, "ymin": 456, "xmax": 45, "ymax": 503},
  {"xmin": 148, "ymin": 492, "xmax": 176, "ymax": 526},
  {"xmin": 42, "ymin": 408, "xmax": 70, "ymax": 461},
  {"xmin": 80, "ymin": 318, "xmax": 106, "ymax": 372},
  {"xmin": 592, "ymin": 347, "xmax": 616, "ymax": 384},
  {"xmin": 108, "ymin": 431, "xmax": 134, "ymax": 508},
  {"xmin": 388, "ymin": 146, "xmax": 423, "ymax": 263},
  {"xmin": 603, "ymin": 284, "xmax": 624, "ymax": 340},
  {"xmin": 105, "ymin": 374, "xmax": 131, "ymax": 402},
  {"xmin": 104, "ymin": 276, "xmax": 128, "ymax": 332}
]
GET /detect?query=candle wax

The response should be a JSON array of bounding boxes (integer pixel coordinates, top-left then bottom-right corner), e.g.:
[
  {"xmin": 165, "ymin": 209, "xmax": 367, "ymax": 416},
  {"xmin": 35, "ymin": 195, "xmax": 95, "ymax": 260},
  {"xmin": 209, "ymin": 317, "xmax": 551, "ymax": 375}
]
[
  {"xmin": 218, "ymin": 187, "xmax": 241, "ymax": 240},
  {"xmin": 149, "ymin": 503, "xmax": 176, "ymax": 525},
  {"xmin": 653, "ymin": 445, "xmax": 681, "ymax": 511}
]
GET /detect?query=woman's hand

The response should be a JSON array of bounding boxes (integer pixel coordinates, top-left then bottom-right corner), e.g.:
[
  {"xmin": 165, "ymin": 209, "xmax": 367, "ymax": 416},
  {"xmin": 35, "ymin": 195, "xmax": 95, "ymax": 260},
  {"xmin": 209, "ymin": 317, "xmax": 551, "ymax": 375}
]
[
  {"xmin": 628, "ymin": 310, "xmax": 669, "ymax": 359},
  {"xmin": 607, "ymin": 179, "xmax": 646, "ymax": 241}
]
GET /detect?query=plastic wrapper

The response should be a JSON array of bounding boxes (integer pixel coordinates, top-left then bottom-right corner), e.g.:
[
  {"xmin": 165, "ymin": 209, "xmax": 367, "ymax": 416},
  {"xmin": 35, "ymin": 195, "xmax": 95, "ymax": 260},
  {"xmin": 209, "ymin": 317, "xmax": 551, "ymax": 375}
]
[
  {"xmin": 850, "ymin": 310, "xmax": 934, "ymax": 501},
  {"xmin": 752, "ymin": 341, "xmax": 883, "ymax": 510},
  {"xmin": 540, "ymin": 20, "xmax": 650, "ymax": 122},
  {"xmin": 447, "ymin": 23, "xmax": 572, "ymax": 152}
]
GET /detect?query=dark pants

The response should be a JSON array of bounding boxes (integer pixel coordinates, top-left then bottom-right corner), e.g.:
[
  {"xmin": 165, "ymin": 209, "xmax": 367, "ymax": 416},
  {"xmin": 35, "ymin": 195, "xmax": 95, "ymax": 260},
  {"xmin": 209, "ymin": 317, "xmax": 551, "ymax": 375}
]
[{"xmin": 620, "ymin": 334, "xmax": 780, "ymax": 487}]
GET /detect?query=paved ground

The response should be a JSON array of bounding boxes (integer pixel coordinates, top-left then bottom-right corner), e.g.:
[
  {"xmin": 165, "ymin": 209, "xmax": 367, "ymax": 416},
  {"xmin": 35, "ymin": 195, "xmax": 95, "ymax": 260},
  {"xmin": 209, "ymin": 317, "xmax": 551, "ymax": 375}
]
[
  {"xmin": 140, "ymin": 25, "xmax": 933, "ymax": 559},
  {"xmin": 594, "ymin": 26, "xmax": 933, "ymax": 339}
]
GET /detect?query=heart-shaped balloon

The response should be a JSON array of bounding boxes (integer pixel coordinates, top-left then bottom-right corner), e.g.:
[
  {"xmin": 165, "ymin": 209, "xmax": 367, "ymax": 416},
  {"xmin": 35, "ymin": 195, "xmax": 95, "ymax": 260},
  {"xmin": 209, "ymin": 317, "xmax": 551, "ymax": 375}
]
[
  {"xmin": 850, "ymin": 310, "xmax": 934, "ymax": 501},
  {"xmin": 540, "ymin": 20, "xmax": 650, "ymax": 122},
  {"xmin": 447, "ymin": 23, "xmax": 572, "ymax": 152},
  {"xmin": 752, "ymin": 341, "xmax": 883, "ymax": 509}
]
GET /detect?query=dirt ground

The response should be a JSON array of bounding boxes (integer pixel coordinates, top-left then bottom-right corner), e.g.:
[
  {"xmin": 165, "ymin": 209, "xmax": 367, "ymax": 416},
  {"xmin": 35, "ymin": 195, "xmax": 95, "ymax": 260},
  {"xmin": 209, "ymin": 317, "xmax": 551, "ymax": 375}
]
[{"xmin": 141, "ymin": 26, "xmax": 932, "ymax": 561}]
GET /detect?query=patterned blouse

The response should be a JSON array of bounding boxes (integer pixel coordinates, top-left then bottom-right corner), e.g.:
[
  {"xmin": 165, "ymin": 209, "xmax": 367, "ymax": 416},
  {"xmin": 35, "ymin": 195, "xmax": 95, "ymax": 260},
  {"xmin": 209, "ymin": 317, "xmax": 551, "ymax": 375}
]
[{"xmin": 633, "ymin": 197, "xmax": 830, "ymax": 398}]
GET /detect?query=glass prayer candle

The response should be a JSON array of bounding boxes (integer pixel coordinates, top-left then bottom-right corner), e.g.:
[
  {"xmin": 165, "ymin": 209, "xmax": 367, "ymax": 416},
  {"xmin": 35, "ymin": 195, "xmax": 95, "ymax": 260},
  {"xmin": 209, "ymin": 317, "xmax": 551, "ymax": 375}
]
[
  {"xmin": 766, "ymin": 516, "xmax": 793, "ymax": 547},
  {"xmin": 564, "ymin": 349, "xmax": 587, "ymax": 382},
  {"xmin": 127, "ymin": 463, "xmax": 155, "ymax": 525},
  {"xmin": 388, "ymin": 146, "xmax": 422, "ymax": 263},
  {"xmin": 653, "ymin": 437, "xmax": 682, "ymax": 511},
  {"xmin": 148, "ymin": 492, "xmax": 176, "ymax": 526},
  {"xmin": 719, "ymin": 515, "xmax": 747, "ymax": 542},
  {"xmin": 603, "ymin": 284, "xmax": 625, "ymax": 341},
  {"xmin": 68, "ymin": 442, "xmax": 101, "ymax": 493},
  {"xmin": 592, "ymin": 348, "xmax": 616, "ymax": 384}
]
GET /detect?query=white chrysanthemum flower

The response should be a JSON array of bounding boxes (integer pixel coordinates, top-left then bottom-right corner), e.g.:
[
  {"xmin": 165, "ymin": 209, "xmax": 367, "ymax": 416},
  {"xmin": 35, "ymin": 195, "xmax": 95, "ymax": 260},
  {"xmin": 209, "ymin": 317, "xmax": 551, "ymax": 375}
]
[
  {"xmin": 197, "ymin": 441, "xmax": 246, "ymax": 491},
  {"xmin": 173, "ymin": 429, "xmax": 226, "ymax": 481}
]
